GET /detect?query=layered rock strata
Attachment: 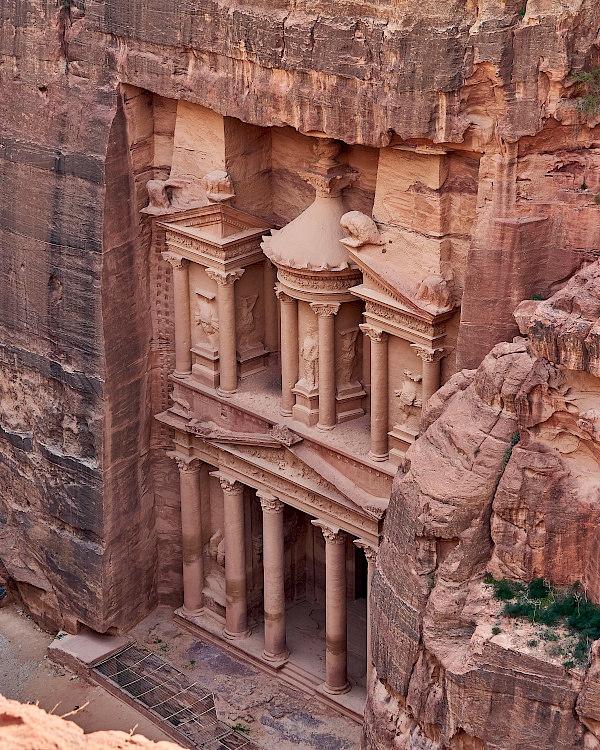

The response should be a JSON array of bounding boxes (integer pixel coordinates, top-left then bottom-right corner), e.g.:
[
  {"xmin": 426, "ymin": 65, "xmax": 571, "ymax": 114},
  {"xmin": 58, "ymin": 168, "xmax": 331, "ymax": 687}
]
[
  {"xmin": 365, "ymin": 265, "xmax": 600, "ymax": 748},
  {"xmin": 1, "ymin": 0, "xmax": 600, "ymax": 633}
]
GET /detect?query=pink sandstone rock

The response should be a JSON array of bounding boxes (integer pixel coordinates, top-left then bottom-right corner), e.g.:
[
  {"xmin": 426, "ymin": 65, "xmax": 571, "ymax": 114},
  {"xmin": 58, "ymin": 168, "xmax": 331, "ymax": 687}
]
[{"xmin": 0, "ymin": 694, "xmax": 181, "ymax": 750}]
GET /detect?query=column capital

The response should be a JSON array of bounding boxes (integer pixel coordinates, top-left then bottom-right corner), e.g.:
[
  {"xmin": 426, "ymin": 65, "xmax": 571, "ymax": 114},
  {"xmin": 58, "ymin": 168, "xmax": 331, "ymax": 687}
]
[
  {"xmin": 275, "ymin": 285, "xmax": 296, "ymax": 304},
  {"xmin": 162, "ymin": 251, "xmax": 188, "ymax": 269},
  {"xmin": 354, "ymin": 538, "xmax": 378, "ymax": 563},
  {"xmin": 258, "ymin": 492, "xmax": 284, "ymax": 514},
  {"xmin": 205, "ymin": 267, "xmax": 245, "ymax": 286},
  {"xmin": 359, "ymin": 324, "xmax": 388, "ymax": 343},
  {"xmin": 312, "ymin": 520, "xmax": 347, "ymax": 545},
  {"xmin": 213, "ymin": 473, "xmax": 244, "ymax": 494},
  {"xmin": 167, "ymin": 452, "xmax": 202, "ymax": 474},
  {"xmin": 411, "ymin": 344, "xmax": 446, "ymax": 363},
  {"xmin": 310, "ymin": 302, "xmax": 340, "ymax": 318}
]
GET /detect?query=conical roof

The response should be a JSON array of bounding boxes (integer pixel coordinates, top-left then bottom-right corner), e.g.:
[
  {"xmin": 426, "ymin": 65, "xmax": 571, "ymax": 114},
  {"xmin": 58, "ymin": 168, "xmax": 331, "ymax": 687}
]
[{"xmin": 262, "ymin": 194, "xmax": 355, "ymax": 272}]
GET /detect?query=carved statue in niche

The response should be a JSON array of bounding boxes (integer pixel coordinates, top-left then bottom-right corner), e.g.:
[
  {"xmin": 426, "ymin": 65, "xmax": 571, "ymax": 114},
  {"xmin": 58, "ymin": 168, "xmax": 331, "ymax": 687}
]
[
  {"xmin": 299, "ymin": 331, "xmax": 319, "ymax": 389},
  {"xmin": 237, "ymin": 293, "xmax": 262, "ymax": 351},
  {"xmin": 395, "ymin": 370, "xmax": 423, "ymax": 431},
  {"xmin": 336, "ymin": 328, "xmax": 359, "ymax": 386},
  {"xmin": 195, "ymin": 293, "xmax": 219, "ymax": 349}
]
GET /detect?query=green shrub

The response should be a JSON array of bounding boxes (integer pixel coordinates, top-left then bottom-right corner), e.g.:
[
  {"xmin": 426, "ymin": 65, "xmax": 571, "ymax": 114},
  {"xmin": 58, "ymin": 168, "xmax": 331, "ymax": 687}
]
[
  {"xmin": 501, "ymin": 431, "xmax": 520, "ymax": 470},
  {"xmin": 529, "ymin": 578, "xmax": 550, "ymax": 600}
]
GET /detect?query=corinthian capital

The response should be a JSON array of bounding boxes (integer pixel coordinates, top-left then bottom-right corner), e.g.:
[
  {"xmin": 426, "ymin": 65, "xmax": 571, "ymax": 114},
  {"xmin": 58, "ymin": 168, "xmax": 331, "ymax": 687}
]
[
  {"xmin": 359, "ymin": 324, "xmax": 388, "ymax": 343},
  {"xmin": 354, "ymin": 539, "xmax": 378, "ymax": 563},
  {"xmin": 162, "ymin": 251, "xmax": 188, "ymax": 269},
  {"xmin": 310, "ymin": 302, "xmax": 340, "ymax": 318},
  {"xmin": 167, "ymin": 451, "xmax": 201, "ymax": 474},
  {"xmin": 312, "ymin": 520, "xmax": 346, "ymax": 545},
  {"xmin": 205, "ymin": 267, "xmax": 245, "ymax": 286},
  {"xmin": 411, "ymin": 345, "xmax": 446, "ymax": 363},
  {"xmin": 218, "ymin": 476, "xmax": 244, "ymax": 494},
  {"xmin": 258, "ymin": 492, "xmax": 284, "ymax": 514},
  {"xmin": 275, "ymin": 285, "xmax": 295, "ymax": 304}
]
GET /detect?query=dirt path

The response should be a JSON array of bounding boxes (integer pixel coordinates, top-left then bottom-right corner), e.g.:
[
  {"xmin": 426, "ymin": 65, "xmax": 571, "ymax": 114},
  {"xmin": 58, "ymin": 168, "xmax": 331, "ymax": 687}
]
[{"xmin": 0, "ymin": 604, "xmax": 175, "ymax": 743}]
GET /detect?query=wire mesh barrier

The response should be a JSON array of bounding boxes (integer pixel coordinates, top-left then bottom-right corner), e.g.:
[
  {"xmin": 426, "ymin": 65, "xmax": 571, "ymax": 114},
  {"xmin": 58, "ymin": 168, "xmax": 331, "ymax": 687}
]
[{"xmin": 93, "ymin": 644, "xmax": 258, "ymax": 749}]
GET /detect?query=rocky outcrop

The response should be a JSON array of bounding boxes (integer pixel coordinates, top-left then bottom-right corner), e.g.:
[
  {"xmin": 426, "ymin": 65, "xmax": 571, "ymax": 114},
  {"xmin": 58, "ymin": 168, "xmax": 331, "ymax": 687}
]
[
  {"xmin": 365, "ymin": 267, "xmax": 600, "ymax": 749},
  {"xmin": 0, "ymin": 694, "xmax": 181, "ymax": 750}
]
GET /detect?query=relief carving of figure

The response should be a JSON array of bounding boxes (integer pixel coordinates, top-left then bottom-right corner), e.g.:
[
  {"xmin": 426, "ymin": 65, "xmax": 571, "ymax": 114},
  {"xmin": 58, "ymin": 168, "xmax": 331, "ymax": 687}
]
[
  {"xmin": 195, "ymin": 295, "xmax": 219, "ymax": 349},
  {"xmin": 299, "ymin": 332, "xmax": 319, "ymax": 390},
  {"xmin": 237, "ymin": 293, "xmax": 261, "ymax": 350},
  {"xmin": 395, "ymin": 370, "xmax": 423, "ymax": 431},
  {"xmin": 336, "ymin": 328, "xmax": 359, "ymax": 386}
]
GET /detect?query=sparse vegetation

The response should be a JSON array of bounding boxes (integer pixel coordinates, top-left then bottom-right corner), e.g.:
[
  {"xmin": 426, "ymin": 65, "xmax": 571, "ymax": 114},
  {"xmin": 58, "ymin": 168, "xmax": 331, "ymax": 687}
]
[
  {"xmin": 570, "ymin": 66, "xmax": 600, "ymax": 117},
  {"xmin": 233, "ymin": 723, "xmax": 250, "ymax": 734},
  {"xmin": 582, "ymin": 182, "xmax": 589, "ymax": 191},
  {"xmin": 531, "ymin": 293, "xmax": 544, "ymax": 301},
  {"xmin": 501, "ymin": 431, "xmax": 521, "ymax": 470},
  {"xmin": 484, "ymin": 576, "xmax": 600, "ymax": 666},
  {"xmin": 517, "ymin": 4, "xmax": 527, "ymax": 20},
  {"xmin": 492, "ymin": 627, "xmax": 501, "ymax": 636},
  {"xmin": 527, "ymin": 639, "xmax": 538, "ymax": 648}
]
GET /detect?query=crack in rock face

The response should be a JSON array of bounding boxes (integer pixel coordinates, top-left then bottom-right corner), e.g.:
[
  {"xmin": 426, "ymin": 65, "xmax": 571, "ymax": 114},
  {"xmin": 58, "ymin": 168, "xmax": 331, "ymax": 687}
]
[{"xmin": 366, "ymin": 268, "xmax": 600, "ymax": 749}]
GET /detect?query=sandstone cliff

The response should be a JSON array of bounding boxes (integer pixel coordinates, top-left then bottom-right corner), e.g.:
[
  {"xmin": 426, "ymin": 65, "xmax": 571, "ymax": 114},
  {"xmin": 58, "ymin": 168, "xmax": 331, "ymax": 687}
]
[
  {"xmin": 1, "ymin": 0, "xmax": 600, "ymax": 634},
  {"xmin": 365, "ymin": 263, "xmax": 600, "ymax": 749}
]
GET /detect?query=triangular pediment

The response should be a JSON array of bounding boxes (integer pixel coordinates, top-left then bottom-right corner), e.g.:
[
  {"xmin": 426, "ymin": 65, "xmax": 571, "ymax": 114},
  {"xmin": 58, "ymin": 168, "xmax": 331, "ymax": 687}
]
[{"xmin": 347, "ymin": 246, "xmax": 437, "ymax": 320}]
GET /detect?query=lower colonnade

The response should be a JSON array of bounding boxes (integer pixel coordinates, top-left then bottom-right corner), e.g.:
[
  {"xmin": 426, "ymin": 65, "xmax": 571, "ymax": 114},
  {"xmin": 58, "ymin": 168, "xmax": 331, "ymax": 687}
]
[{"xmin": 168, "ymin": 451, "xmax": 377, "ymax": 716}]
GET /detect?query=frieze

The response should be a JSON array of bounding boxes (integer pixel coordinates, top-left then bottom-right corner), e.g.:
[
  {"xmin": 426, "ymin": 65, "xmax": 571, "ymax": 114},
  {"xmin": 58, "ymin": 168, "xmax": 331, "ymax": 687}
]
[
  {"xmin": 365, "ymin": 300, "xmax": 441, "ymax": 336},
  {"xmin": 277, "ymin": 267, "xmax": 361, "ymax": 291},
  {"xmin": 165, "ymin": 232, "xmax": 263, "ymax": 263}
]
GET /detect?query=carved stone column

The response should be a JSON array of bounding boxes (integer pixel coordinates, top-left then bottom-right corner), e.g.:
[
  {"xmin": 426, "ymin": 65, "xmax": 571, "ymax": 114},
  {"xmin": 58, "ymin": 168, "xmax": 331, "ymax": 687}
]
[
  {"xmin": 263, "ymin": 260, "xmax": 279, "ymax": 355},
  {"xmin": 360, "ymin": 325, "xmax": 389, "ymax": 460},
  {"xmin": 258, "ymin": 492, "xmax": 288, "ymax": 662},
  {"xmin": 354, "ymin": 539, "xmax": 377, "ymax": 683},
  {"xmin": 412, "ymin": 346, "xmax": 446, "ymax": 406},
  {"xmin": 168, "ymin": 453, "xmax": 204, "ymax": 615},
  {"xmin": 313, "ymin": 521, "xmax": 350, "ymax": 694},
  {"xmin": 311, "ymin": 303, "xmax": 340, "ymax": 431},
  {"xmin": 205, "ymin": 268, "xmax": 245, "ymax": 396},
  {"xmin": 276, "ymin": 288, "xmax": 299, "ymax": 417},
  {"xmin": 162, "ymin": 252, "xmax": 192, "ymax": 378},
  {"xmin": 218, "ymin": 476, "xmax": 250, "ymax": 639}
]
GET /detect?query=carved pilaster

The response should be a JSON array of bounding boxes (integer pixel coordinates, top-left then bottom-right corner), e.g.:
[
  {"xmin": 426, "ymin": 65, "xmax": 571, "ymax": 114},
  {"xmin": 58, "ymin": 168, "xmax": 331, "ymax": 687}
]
[
  {"xmin": 411, "ymin": 345, "xmax": 446, "ymax": 363},
  {"xmin": 168, "ymin": 452, "xmax": 202, "ymax": 474},
  {"xmin": 161, "ymin": 251, "xmax": 188, "ymax": 269},
  {"xmin": 354, "ymin": 539, "xmax": 378, "ymax": 563}
]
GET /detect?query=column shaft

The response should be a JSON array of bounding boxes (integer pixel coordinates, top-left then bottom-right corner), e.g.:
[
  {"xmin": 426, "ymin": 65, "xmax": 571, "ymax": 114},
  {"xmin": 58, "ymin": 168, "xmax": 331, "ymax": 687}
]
[
  {"xmin": 278, "ymin": 291, "xmax": 299, "ymax": 416},
  {"xmin": 355, "ymin": 540, "xmax": 377, "ymax": 684},
  {"xmin": 259, "ymin": 494, "xmax": 288, "ymax": 662},
  {"xmin": 421, "ymin": 358, "xmax": 442, "ymax": 405},
  {"xmin": 220, "ymin": 478, "xmax": 249, "ymax": 639},
  {"xmin": 164, "ymin": 254, "xmax": 192, "ymax": 377},
  {"xmin": 206, "ymin": 268, "xmax": 244, "ymax": 396},
  {"xmin": 263, "ymin": 261, "xmax": 279, "ymax": 354},
  {"xmin": 312, "ymin": 304, "xmax": 339, "ymax": 431},
  {"xmin": 361, "ymin": 326, "xmax": 389, "ymax": 460},
  {"xmin": 313, "ymin": 522, "xmax": 350, "ymax": 694}
]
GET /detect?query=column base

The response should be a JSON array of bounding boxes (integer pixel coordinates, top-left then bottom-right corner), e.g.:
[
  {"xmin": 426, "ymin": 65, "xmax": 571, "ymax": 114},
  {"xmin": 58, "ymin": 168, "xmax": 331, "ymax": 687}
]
[
  {"xmin": 321, "ymin": 680, "xmax": 351, "ymax": 696},
  {"xmin": 317, "ymin": 422, "xmax": 335, "ymax": 432},
  {"xmin": 369, "ymin": 451, "xmax": 389, "ymax": 462},
  {"xmin": 173, "ymin": 370, "xmax": 192, "ymax": 379},
  {"xmin": 180, "ymin": 605, "xmax": 205, "ymax": 618},
  {"xmin": 280, "ymin": 407, "xmax": 293, "ymax": 417},
  {"xmin": 223, "ymin": 627, "xmax": 251, "ymax": 641},
  {"xmin": 217, "ymin": 387, "xmax": 237, "ymax": 398},
  {"xmin": 262, "ymin": 648, "xmax": 289, "ymax": 665}
]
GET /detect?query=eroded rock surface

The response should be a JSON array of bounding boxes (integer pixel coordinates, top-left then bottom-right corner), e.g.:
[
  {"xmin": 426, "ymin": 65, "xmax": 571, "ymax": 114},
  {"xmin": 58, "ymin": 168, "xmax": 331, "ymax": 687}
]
[
  {"xmin": 366, "ymin": 267, "xmax": 600, "ymax": 749},
  {"xmin": 0, "ymin": 694, "xmax": 181, "ymax": 750}
]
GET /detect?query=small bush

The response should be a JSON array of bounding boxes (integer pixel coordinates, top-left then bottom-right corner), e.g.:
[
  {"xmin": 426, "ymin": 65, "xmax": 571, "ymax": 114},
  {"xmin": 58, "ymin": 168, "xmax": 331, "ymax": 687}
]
[
  {"xmin": 501, "ymin": 431, "xmax": 520, "ymax": 470},
  {"xmin": 529, "ymin": 578, "xmax": 550, "ymax": 600},
  {"xmin": 492, "ymin": 627, "xmax": 501, "ymax": 635},
  {"xmin": 527, "ymin": 639, "xmax": 538, "ymax": 648}
]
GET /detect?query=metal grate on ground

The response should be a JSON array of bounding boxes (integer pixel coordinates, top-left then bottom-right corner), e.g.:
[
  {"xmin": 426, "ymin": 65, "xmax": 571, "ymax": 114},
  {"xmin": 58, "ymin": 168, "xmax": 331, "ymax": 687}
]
[{"xmin": 93, "ymin": 644, "xmax": 259, "ymax": 749}]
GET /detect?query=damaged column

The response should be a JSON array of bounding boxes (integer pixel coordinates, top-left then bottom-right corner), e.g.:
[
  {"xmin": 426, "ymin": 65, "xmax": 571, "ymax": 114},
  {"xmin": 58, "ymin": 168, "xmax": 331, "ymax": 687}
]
[{"xmin": 412, "ymin": 345, "xmax": 446, "ymax": 406}]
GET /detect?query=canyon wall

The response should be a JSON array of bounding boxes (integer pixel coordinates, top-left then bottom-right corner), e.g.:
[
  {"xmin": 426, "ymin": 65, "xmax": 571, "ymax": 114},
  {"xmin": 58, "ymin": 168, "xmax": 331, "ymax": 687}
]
[
  {"xmin": 1, "ymin": 0, "xmax": 599, "ymax": 639},
  {"xmin": 365, "ymin": 263, "xmax": 600, "ymax": 749}
]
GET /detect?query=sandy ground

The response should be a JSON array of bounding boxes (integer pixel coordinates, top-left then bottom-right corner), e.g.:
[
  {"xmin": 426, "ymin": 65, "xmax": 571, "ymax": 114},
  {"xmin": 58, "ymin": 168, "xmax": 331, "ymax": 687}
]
[
  {"xmin": 0, "ymin": 602, "xmax": 361, "ymax": 749},
  {"xmin": 0, "ymin": 604, "xmax": 174, "ymax": 743},
  {"xmin": 129, "ymin": 606, "xmax": 361, "ymax": 750}
]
